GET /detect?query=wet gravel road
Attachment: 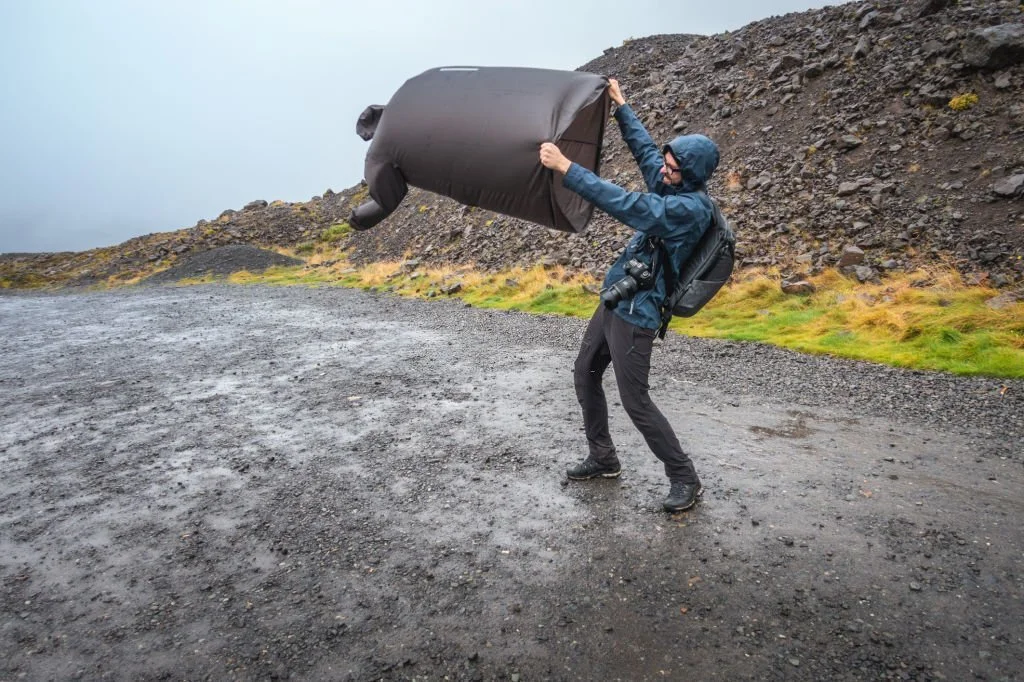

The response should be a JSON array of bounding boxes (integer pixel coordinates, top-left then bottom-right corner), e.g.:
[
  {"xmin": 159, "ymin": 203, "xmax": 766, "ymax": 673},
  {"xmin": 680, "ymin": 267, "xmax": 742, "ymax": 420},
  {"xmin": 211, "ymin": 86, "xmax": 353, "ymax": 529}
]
[{"xmin": 1, "ymin": 285, "xmax": 1022, "ymax": 681}]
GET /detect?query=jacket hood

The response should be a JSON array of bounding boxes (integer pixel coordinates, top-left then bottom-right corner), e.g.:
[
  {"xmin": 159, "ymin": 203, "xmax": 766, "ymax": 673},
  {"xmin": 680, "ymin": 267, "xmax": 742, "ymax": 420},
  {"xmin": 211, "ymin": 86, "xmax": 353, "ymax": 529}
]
[{"xmin": 663, "ymin": 134, "xmax": 719, "ymax": 192}]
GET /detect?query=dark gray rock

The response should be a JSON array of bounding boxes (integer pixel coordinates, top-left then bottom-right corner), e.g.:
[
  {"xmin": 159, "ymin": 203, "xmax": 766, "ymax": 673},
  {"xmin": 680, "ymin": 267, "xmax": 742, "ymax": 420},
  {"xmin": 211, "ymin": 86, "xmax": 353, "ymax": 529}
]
[
  {"xmin": 859, "ymin": 11, "xmax": 880, "ymax": 32},
  {"xmin": 854, "ymin": 265, "xmax": 879, "ymax": 282},
  {"xmin": 962, "ymin": 24, "xmax": 1024, "ymax": 71},
  {"xmin": 992, "ymin": 174, "xmax": 1024, "ymax": 198},
  {"xmin": 916, "ymin": 0, "xmax": 954, "ymax": 18},
  {"xmin": 838, "ymin": 245, "xmax": 866, "ymax": 268},
  {"xmin": 854, "ymin": 36, "xmax": 872, "ymax": 59},
  {"xmin": 840, "ymin": 135, "xmax": 864, "ymax": 150},
  {"xmin": 922, "ymin": 40, "xmax": 950, "ymax": 58},
  {"xmin": 768, "ymin": 54, "xmax": 804, "ymax": 78},
  {"xmin": 854, "ymin": 4, "xmax": 875, "ymax": 21},
  {"xmin": 714, "ymin": 52, "xmax": 738, "ymax": 70}
]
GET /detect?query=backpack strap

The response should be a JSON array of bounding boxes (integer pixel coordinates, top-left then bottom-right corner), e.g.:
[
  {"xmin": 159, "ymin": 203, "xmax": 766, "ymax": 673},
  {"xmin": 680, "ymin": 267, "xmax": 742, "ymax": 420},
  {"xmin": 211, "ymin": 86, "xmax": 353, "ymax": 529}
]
[{"xmin": 653, "ymin": 237, "xmax": 677, "ymax": 340}]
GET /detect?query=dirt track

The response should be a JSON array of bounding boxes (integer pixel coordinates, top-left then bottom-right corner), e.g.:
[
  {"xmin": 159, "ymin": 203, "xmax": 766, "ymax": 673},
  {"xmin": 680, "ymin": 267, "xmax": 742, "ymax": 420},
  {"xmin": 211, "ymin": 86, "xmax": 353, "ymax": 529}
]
[{"xmin": 1, "ymin": 285, "xmax": 1022, "ymax": 681}]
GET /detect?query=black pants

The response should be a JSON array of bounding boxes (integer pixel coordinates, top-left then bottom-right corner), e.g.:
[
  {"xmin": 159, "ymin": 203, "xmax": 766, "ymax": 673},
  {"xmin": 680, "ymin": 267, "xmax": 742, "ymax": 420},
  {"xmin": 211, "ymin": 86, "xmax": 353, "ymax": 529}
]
[{"xmin": 573, "ymin": 304, "xmax": 698, "ymax": 484}]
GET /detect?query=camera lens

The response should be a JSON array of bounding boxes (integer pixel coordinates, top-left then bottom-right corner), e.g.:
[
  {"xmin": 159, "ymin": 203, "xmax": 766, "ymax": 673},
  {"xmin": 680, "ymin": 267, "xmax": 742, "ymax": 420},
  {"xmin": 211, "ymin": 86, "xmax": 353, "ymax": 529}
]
[{"xmin": 601, "ymin": 276, "xmax": 638, "ymax": 308}]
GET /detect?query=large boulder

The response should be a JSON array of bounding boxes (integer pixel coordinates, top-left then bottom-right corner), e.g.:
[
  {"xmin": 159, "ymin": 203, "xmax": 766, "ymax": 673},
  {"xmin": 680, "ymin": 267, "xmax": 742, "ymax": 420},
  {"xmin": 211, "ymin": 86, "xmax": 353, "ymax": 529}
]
[
  {"xmin": 992, "ymin": 174, "xmax": 1024, "ymax": 198},
  {"xmin": 961, "ymin": 24, "xmax": 1024, "ymax": 70}
]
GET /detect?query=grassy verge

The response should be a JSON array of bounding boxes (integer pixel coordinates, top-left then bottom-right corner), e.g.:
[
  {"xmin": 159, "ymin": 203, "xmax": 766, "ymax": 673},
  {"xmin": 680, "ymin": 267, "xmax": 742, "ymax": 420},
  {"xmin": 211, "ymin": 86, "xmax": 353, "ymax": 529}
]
[
  {"xmin": 13, "ymin": 238, "xmax": 1013, "ymax": 379},
  {"xmin": 165, "ymin": 247, "xmax": 1024, "ymax": 379},
  {"xmin": 677, "ymin": 268, "xmax": 1023, "ymax": 378}
]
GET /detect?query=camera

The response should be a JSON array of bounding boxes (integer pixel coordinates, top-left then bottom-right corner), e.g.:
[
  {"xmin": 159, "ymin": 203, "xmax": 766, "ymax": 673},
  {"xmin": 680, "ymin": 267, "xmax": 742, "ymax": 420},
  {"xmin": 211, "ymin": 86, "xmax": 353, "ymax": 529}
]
[{"xmin": 600, "ymin": 258, "xmax": 655, "ymax": 309}]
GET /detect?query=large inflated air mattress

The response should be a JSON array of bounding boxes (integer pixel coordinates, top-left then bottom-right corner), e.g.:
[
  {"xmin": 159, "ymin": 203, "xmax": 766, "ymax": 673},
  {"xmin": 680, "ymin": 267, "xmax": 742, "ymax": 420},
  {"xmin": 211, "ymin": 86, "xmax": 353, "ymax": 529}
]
[{"xmin": 350, "ymin": 66, "xmax": 609, "ymax": 233}]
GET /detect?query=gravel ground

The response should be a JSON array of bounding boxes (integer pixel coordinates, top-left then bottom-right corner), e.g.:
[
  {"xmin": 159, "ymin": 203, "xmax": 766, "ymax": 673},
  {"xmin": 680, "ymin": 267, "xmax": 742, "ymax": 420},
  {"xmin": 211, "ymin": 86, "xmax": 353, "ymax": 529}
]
[{"xmin": 1, "ymin": 284, "xmax": 1022, "ymax": 681}]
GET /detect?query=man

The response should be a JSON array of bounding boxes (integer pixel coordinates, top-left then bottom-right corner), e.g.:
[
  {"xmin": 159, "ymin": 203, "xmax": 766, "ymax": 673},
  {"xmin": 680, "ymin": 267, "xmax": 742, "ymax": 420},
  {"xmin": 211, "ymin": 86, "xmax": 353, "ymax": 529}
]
[{"xmin": 539, "ymin": 78, "xmax": 720, "ymax": 512}]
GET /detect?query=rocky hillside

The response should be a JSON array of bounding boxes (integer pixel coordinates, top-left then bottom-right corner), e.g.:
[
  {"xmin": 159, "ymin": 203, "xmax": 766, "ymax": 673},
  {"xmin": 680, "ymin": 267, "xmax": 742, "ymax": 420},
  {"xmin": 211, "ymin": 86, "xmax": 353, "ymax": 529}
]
[
  {"xmin": 344, "ymin": 0, "xmax": 1024, "ymax": 288},
  {"xmin": 0, "ymin": 194, "xmax": 354, "ymax": 287},
  {"xmin": 3, "ymin": 0, "xmax": 1023, "ymax": 290}
]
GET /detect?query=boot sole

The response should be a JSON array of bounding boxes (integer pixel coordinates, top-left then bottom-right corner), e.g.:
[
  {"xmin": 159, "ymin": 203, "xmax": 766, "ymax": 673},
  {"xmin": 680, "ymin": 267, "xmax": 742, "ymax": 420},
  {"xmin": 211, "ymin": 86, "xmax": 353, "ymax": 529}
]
[
  {"xmin": 663, "ymin": 485, "xmax": 704, "ymax": 512},
  {"xmin": 567, "ymin": 470, "xmax": 622, "ymax": 481}
]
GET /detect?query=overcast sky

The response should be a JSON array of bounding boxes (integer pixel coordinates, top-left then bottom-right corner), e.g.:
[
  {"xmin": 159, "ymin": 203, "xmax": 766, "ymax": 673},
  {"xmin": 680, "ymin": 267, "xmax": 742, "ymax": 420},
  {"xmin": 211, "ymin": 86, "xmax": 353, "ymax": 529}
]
[{"xmin": 0, "ymin": 1, "xmax": 839, "ymax": 253}]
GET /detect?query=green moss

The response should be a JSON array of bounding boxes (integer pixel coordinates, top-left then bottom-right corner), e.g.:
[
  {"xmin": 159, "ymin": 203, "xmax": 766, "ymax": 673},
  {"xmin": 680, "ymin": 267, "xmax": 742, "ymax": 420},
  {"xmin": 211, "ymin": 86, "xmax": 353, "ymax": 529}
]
[{"xmin": 320, "ymin": 222, "xmax": 352, "ymax": 242}]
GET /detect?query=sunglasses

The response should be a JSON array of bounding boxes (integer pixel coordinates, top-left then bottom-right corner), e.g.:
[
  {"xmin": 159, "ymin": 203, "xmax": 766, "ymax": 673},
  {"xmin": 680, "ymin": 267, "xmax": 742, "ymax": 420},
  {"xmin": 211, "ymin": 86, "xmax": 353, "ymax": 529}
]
[{"xmin": 662, "ymin": 147, "xmax": 682, "ymax": 176}]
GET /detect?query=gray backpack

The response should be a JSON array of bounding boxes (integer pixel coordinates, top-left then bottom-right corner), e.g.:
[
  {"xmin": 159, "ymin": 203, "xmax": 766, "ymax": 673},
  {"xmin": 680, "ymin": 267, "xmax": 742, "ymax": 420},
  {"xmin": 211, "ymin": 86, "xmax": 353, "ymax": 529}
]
[{"xmin": 656, "ymin": 198, "xmax": 735, "ymax": 337}]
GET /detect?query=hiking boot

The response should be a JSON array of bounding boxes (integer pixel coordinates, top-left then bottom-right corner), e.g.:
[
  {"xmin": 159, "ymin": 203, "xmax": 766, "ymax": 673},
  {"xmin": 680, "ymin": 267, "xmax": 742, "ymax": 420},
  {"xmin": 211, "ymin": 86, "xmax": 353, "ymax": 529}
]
[
  {"xmin": 663, "ymin": 481, "xmax": 703, "ymax": 512},
  {"xmin": 566, "ymin": 456, "xmax": 621, "ymax": 480}
]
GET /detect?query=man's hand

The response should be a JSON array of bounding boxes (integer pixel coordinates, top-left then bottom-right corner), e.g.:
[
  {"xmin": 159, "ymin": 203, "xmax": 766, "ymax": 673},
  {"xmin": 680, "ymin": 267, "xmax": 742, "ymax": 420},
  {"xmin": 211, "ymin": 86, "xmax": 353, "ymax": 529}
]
[
  {"xmin": 539, "ymin": 142, "xmax": 572, "ymax": 174},
  {"xmin": 607, "ymin": 78, "xmax": 625, "ymax": 106}
]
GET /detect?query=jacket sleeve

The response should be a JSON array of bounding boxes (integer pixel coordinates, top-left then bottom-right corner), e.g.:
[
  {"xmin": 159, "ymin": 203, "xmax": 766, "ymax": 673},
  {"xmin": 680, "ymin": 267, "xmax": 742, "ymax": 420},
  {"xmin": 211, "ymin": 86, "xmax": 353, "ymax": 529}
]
[
  {"xmin": 563, "ymin": 163, "xmax": 704, "ymax": 240},
  {"xmin": 615, "ymin": 104, "xmax": 664, "ymax": 193}
]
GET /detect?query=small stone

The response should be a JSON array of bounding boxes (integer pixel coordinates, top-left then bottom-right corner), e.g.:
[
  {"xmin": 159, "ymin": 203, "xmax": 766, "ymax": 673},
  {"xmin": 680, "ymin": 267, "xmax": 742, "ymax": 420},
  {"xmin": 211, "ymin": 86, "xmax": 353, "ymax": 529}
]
[
  {"xmin": 840, "ymin": 135, "xmax": 864, "ymax": 150},
  {"xmin": 854, "ymin": 36, "xmax": 871, "ymax": 59},
  {"xmin": 838, "ymin": 245, "xmax": 865, "ymax": 268},
  {"xmin": 781, "ymin": 280, "xmax": 816, "ymax": 295},
  {"xmin": 909, "ymin": 582, "xmax": 923, "ymax": 592},
  {"xmin": 768, "ymin": 54, "xmax": 804, "ymax": 77},
  {"xmin": 854, "ymin": 265, "xmax": 878, "ymax": 283}
]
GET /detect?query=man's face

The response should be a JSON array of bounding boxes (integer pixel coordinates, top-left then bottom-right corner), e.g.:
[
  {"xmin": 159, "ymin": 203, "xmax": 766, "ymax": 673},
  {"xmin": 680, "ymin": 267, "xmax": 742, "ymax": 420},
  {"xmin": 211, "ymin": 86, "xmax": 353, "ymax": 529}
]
[{"xmin": 661, "ymin": 152, "xmax": 683, "ymax": 185}]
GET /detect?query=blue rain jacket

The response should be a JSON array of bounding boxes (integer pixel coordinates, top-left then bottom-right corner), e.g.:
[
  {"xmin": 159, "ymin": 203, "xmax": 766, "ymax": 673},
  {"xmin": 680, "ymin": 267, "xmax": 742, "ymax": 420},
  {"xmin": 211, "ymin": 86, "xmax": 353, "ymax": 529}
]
[{"xmin": 563, "ymin": 103, "xmax": 720, "ymax": 329}]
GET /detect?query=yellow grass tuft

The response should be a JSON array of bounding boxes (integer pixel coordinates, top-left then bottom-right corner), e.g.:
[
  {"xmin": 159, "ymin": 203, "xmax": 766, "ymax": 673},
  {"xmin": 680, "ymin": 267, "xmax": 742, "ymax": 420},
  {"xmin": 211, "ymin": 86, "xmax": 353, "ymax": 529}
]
[{"xmin": 948, "ymin": 93, "xmax": 979, "ymax": 111}]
